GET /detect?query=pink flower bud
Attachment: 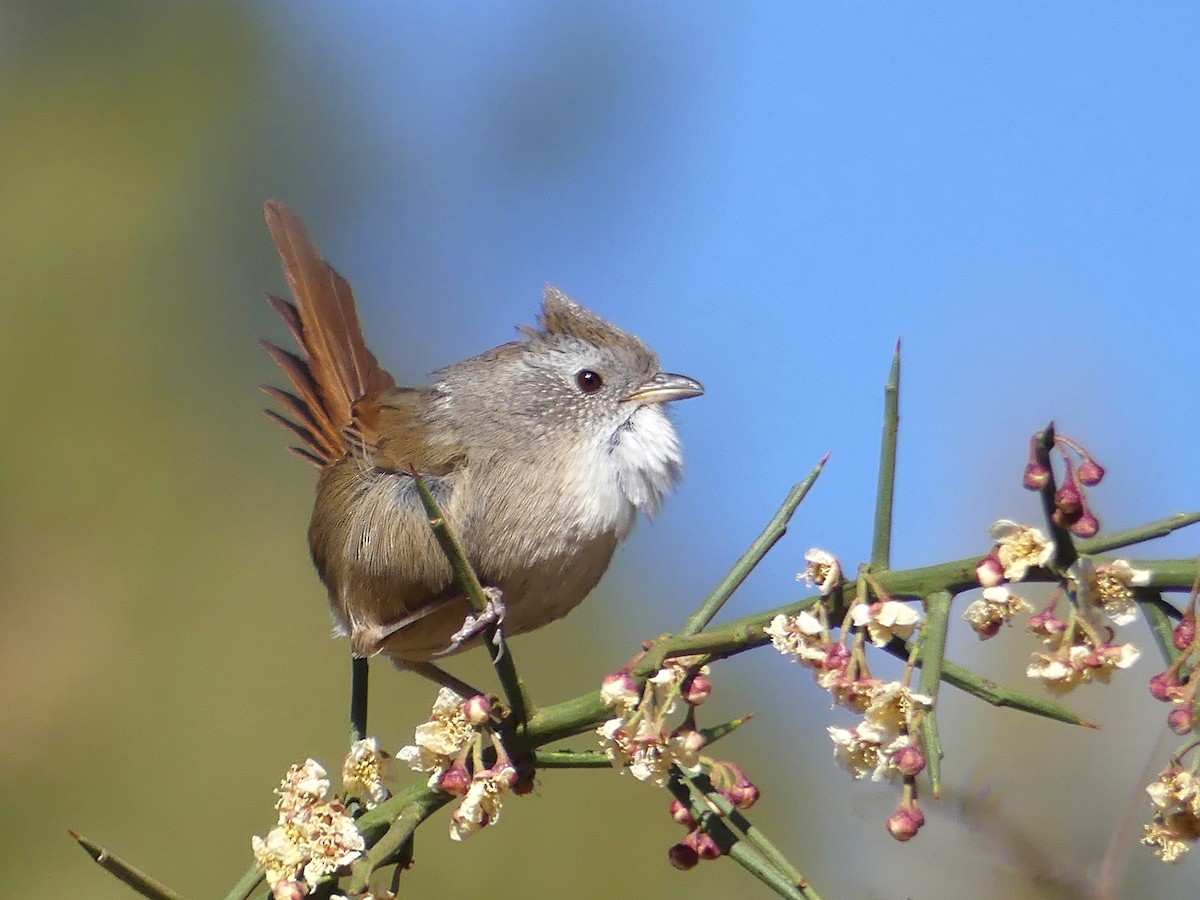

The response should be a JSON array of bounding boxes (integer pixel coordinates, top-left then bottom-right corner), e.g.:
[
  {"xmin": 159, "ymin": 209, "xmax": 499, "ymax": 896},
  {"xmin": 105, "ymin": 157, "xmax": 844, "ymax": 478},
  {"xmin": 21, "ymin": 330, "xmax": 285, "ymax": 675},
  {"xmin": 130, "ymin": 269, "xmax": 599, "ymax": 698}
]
[
  {"xmin": 667, "ymin": 841, "xmax": 699, "ymax": 870},
  {"xmin": 976, "ymin": 555, "xmax": 1005, "ymax": 588},
  {"xmin": 1069, "ymin": 514, "xmax": 1099, "ymax": 538},
  {"xmin": 1174, "ymin": 615, "xmax": 1196, "ymax": 651},
  {"xmin": 683, "ymin": 672, "xmax": 713, "ymax": 706},
  {"xmin": 1023, "ymin": 462, "xmax": 1051, "ymax": 491},
  {"xmin": 1077, "ymin": 459, "xmax": 1105, "ymax": 486},
  {"xmin": 823, "ymin": 643, "xmax": 850, "ymax": 671},
  {"xmin": 1149, "ymin": 671, "xmax": 1177, "ymax": 702},
  {"xmin": 464, "ymin": 694, "xmax": 493, "ymax": 726},
  {"xmin": 684, "ymin": 828, "xmax": 723, "ymax": 860},
  {"xmin": 272, "ymin": 881, "xmax": 307, "ymax": 900},
  {"xmin": 670, "ymin": 798, "xmax": 697, "ymax": 828},
  {"xmin": 886, "ymin": 805, "xmax": 924, "ymax": 841},
  {"xmin": 512, "ymin": 767, "xmax": 536, "ymax": 796},
  {"xmin": 1028, "ymin": 612, "xmax": 1065, "ymax": 638},
  {"xmin": 438, "ymin": 764, "xmax": 471, "ymax": 796},
  {"xmin": 1168, "ymin": 707, "xmax": 1195, "ymax": 735},
  {"xmin": 972, "ymin": 618, "xmax": 1002, "ymax": 640},
  {"xmin": 1054, "ymin": 481, "xmax": 1082, "ymax": 517},
  {"xmin": 892, "ymin": 744, "xmax": 927, "ymax": 777}
]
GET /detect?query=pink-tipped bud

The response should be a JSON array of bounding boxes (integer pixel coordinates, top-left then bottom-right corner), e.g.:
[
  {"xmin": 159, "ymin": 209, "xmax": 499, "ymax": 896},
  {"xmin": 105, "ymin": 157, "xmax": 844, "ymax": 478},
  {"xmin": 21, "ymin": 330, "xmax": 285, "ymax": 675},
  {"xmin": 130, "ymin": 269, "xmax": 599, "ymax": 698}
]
[
  {"xmin": 464, "ymin": 694, "xmax": 492, "ymax": 726},
  {"xmin": 823, "ymin": 643, "xmax": 850, "ymax": 672},
  {"xmin": 886, "ymin": 805, "xmax": 924, "ymax": 842},
  {"xmin": 1029, "ymin": 612, "xmax": 1066, "ymax": 638},
  {"xmin": 976, "ymin": 555, "xmax": 1005, "ymax": 588},
  {"xmin": 1168, "ymin": 707, "xmax": 1196, "ymax": 735},
  {"xmin": 684, "ymin": 828, "xmax": 723, "ymax": 860},
  {"xmin": 1077, "ymin": 459, "xmax": 1105, "ymax": 486},
  {"xmin": 1069, "ymin": 514, "xmax": 1099, "ymax": 539},
  {"xmin": 683, "ymin": 672, "xmax": 713, "ymax": 706},
  {"xmin": 438, "ymin": 764, "xmax": 471, "ymax": 796},
  {"xmin": 1149, "ymin": 671, "xmax": 1177, "ymax": 702},
  {"xmin": 600, "ymin": 670, "xmax": 639, "ymax": 708},
  {"xmin": 272, "ymin": 881, "xmax": 307, "ymax": 900},
  {"xmin": 892, "ymin": 744, "xmax": 927, "ymax": 777},
  {"xmin": 1174, "ymin": 615, "xmax": 1196, "ymax": 652},
  {"xmin": 1023, "ymin": 461, "xmax": 1052, "ymax": 491},
  {"xmin": 1054, "ymin": 480, "xmax": 1083, "ymax": 518},
  {"xmin": 726, "ymin": 780, "xmax": 761, "ymax": 810},
  {"xmin": 667, "ymin": 841, "xmax": 699, "ymax": 870},
  {"xmin": 670, "ymin": 798, "xmax": 697, "ymax": 828}
]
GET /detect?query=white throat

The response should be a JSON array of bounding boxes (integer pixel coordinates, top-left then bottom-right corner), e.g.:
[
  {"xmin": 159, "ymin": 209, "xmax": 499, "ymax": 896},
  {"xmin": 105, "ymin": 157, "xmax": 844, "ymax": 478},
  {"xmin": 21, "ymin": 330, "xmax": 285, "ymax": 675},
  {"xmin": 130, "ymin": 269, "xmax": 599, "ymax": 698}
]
[{"xmin": 576, "ymin": 405, "xmax": 684, "ymax": 539}]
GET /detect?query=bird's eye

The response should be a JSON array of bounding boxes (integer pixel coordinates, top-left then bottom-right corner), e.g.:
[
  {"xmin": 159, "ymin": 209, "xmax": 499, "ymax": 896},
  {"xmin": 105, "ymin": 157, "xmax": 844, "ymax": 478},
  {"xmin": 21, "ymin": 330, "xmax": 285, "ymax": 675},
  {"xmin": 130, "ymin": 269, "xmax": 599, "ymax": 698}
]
[{"xmin": 575, "ymin": 369, "xmax": 604, "ymax": 394}]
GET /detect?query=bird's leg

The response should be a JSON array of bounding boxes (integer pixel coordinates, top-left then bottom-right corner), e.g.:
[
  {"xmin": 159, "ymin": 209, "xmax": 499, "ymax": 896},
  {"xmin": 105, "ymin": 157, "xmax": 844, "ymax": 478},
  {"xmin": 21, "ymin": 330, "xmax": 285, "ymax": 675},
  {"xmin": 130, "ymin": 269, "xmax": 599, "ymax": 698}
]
[{"xmin": 396, "ymin": 660, "xmax": 488, "ymax": 700}]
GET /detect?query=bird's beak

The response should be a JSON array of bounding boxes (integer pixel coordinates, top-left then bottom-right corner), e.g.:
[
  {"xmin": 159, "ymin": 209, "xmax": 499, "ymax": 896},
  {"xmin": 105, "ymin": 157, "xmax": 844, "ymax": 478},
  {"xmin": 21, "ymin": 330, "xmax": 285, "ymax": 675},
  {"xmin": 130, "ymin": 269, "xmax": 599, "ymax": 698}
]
[{"xmin": 623, "ymin": 372, "xmax": 705, "ymax": 404}]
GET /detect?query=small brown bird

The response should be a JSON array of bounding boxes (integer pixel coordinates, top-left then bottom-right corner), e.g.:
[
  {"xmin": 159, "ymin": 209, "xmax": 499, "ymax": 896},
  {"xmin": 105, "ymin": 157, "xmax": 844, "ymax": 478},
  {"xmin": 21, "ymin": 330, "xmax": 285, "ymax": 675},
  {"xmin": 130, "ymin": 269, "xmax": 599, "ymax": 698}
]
[{"xmin": 261, "ymin": 201, "xmax": 703, "ymax": 676}]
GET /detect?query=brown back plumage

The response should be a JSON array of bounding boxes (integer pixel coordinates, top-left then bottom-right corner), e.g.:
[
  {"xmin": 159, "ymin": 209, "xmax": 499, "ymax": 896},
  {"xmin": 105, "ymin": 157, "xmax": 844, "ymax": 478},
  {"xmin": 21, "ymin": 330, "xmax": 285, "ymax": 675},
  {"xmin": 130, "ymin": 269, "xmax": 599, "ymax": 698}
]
[{"xmin": 260, "ymin": 200, "xmax": 396, "ymax": 466}]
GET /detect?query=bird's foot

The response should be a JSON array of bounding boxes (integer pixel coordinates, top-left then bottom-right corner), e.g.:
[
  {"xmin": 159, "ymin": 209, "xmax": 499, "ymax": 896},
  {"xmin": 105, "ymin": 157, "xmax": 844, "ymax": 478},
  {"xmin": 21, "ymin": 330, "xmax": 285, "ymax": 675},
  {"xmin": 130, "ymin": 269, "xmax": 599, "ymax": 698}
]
[{"xmin": 440, "ymin": 587, "xmax": 506, "ymax": 656}]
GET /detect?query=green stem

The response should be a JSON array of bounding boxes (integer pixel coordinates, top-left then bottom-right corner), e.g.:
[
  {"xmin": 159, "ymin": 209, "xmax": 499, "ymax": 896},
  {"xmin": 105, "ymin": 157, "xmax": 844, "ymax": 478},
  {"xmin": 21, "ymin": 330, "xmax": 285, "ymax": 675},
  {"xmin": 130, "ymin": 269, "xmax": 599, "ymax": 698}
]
[
  {"xmin": 70, "ymin": 831, "xmax": 191, "ymax": 900},
  {"xmin": 916, "ymin": 591, "xmax": 951, "ymax": 797},
  {"xmin": 680, "ymin": 458, "xmax": 827, "ymax": 637},
  {"xmin": 534, "ymin": 749, "xmax": 613, "ymax": 768},
  {"xmin": 1143, "ymin": 591, "xmax": 1182, "ymax": 665},
  {"xmin": 343, "ymin": 792, "xmax": 451, "ymax": 893},
  {"xmin": 871, "ymin": 341, "xmax": 901, "ymax": 570},
  {"xmin": 412, "ymin": 474, "xmax": 530, "ymax": 722},
  {"xmin": 221, "ymin": 864, "xmax": 264, "ymax": 900},
  {"xmin": 1032, "ymin": 424, "xmax": 1078, "ymax": 572},
  {"xmin": 1077, "ymin": 512, "xmax": 1200, "ymax": 555}
]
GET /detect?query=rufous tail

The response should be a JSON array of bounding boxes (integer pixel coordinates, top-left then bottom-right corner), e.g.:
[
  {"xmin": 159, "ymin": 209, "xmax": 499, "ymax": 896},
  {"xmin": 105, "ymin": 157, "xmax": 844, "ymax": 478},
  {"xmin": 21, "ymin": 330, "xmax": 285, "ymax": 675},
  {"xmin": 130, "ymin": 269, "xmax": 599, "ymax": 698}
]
[{"xmin": 260, "ymin": 200, "xmax": 396, "ymax": 466}]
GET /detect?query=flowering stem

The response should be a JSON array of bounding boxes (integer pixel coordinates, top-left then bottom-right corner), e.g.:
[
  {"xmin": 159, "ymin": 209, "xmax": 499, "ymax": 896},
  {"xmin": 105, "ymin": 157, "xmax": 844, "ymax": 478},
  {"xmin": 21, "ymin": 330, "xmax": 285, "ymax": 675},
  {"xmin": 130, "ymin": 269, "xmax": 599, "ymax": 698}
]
[
  {"xmin": 1032, "ymin": 424, "xmax": 1079, "ymax": 572},
  {"xmin": 684, "ymin": 770, "xmax": 812, "ymax": 894},
  {"xmin": 343, "ymin": 791, "xmax": 451, "ymax": 893},
  {"xmin": 679, "ymin": 457, "xmax": 827, "ymax": 638},
  {"xmin": 70, "ymin": 831, "xmax": 190, "ymax": 900},
  {"xmin": 667, "ymin": 774, "xmax": 813, "ymax": 900},
  {"xmin": 916, "ymin": 591, "xmax": 951, "ymax": 797},
  {"xmin": 412, "ymin": 473, "xmax": 531, "ymax": 722},
  {"xmin": 871, "ymin": 340, "xmax": 901, "ymax": 570}
]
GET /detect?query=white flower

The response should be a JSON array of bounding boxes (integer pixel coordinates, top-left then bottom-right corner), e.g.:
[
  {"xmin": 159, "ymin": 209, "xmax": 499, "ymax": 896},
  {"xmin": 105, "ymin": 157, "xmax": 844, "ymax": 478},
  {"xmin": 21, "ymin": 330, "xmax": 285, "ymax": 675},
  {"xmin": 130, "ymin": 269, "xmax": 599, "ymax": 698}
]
[
  {"xmin": 963, "ymin": 586, "xmax": 1033, "ymax": 638},
  {"xmin": 252, "ymin": 826, "xmax": 305, "ymax": 889},
  {"xmin": 274, "ymin": 759, "xmax": 331, "ymax": 816},
  {"xmin": 1071, "ymin": 558, "xmax": 1151, "ymax": 627},
  {"xmin": 863, "ymin": 681, "xmax": 932, "ymax": 736},
  {"xmin": 342, "ymin": 737, "xmax": 392, "ymax": 810},
  {"xmin": 293, "ymin": 802, "xmax": 365, "ymax": 887},
  {"xmin": 449, "ymin": 766, "xmax": 516, "ymax": 841},
  {"xmin": 989, "ymin": 520, "xmax": 1054, "ymax": 581},
  {"xmin": 850, "ymin": 600, "xmax": 921, "ymax": 647},
  {"xmin": 398, "ymin": 688, "xmax": 475, "ymax": 787},
  {"xmin": 800, "ymin": 548, "xmax": 842, "ymax": 595},
  {"xmin": 764, "ymin": 610, "xmax": 827, "ymax": 664}
]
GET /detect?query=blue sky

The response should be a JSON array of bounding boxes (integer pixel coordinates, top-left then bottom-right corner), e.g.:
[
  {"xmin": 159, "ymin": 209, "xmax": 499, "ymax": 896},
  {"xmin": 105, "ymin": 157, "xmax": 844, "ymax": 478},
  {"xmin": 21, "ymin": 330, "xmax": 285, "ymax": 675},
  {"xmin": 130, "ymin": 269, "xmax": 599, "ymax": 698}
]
[{"xmin": 263, "ymin": 5, "xmax": 1200, "ymax": 892}]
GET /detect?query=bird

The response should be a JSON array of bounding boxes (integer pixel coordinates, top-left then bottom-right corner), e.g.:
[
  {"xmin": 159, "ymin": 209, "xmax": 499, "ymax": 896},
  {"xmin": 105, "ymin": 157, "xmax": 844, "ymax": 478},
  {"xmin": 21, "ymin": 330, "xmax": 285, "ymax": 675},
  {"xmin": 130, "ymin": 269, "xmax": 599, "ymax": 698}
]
[{"xmin": 259, "ymin": 200, "xmax": 703, "ymax": 679}]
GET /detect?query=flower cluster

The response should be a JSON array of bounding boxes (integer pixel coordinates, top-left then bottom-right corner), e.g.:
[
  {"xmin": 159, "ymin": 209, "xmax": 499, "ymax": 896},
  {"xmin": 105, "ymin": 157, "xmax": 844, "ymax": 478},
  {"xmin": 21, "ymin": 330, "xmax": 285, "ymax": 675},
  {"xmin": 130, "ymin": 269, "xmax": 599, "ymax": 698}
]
[
  {"xmin": 1021, "ymin": 431, "xmax": 1105, "ymax": 537},
  {"xmin": 251, "ymin": 759, "xmax": 366, "ymax": 896},
  {"xmin": 597, "ymin": 660, "xmax": 708, "ymax": 787},
  {"xmin": 1143, "ymin": 765, "xmax": 1200, "ymax": 862},
  {"xmin": 971, "ymin": 515, "xmax": 1143, "ymax": 693},
  {"xmin": 768, "ymin": 552, "xmax": 931, "ymax": 839},
  {"xmin": 598, "ymin": 659, "xmax": 759, "ymax": 869},
  {"xmin": 397, "ymin": 689, "xmax": 518, "ymax": 841}
]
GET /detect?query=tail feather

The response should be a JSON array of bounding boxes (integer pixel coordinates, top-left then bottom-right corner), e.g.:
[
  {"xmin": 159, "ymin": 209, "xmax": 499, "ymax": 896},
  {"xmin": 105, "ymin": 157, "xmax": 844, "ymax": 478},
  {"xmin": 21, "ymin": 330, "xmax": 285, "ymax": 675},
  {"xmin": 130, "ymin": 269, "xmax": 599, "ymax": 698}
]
[{"xmin": 261, "ymin": 201, "xmax": 396, "ymax": 466}]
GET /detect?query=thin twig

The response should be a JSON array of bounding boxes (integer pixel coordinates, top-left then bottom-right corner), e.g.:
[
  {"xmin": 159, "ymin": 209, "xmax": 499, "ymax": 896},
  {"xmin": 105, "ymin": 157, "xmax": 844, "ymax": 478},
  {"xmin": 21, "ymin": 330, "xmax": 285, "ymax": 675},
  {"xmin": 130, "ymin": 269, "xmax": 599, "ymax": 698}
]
[
  {"xmin": 350, "ymin": 656, "xmax": 369, "ymax": 742},
  {"xmin": 871, "ymin": 341, "xmax": 901, "ymax": 570},
  {"xmin": 70, "ymin": 831, "xmax": 190, "ymax": 900},
  {"xmin": 916, "ymin": 590, "xmax": 952, "ymax": 797},
  {"xmin": 680, "ymin": 457, "xmax": 828, "ymax": 637}
]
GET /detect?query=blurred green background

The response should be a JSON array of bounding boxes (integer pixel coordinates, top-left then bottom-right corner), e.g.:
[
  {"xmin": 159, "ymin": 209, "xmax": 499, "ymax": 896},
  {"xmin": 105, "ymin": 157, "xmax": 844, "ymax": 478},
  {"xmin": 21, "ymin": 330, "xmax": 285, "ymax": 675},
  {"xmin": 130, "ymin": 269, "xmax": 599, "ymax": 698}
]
[{"xmin": 5, "ymin": 3, "xmax": 1200, "ymax": 898}]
